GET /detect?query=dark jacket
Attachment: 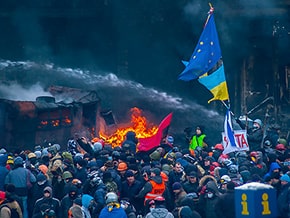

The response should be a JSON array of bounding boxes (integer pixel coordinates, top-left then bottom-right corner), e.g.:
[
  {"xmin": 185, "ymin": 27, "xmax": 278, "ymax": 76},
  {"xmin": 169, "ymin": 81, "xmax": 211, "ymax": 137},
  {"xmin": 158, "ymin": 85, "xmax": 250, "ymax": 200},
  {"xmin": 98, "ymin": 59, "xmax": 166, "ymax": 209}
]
[
  {"xmin": 277, "ymin": 183, "xmax": 290, "ymax": 218},
  {"xmin": 215, "ymin": 189, "xmax": 235, "ymax": 218},
  {"xmin": 120, "ymin": 179, "xmax": 143, "ymax": 213},
  {"xmin": 32, "ymin": 187, "xmax": 61, "ymax": 218}
]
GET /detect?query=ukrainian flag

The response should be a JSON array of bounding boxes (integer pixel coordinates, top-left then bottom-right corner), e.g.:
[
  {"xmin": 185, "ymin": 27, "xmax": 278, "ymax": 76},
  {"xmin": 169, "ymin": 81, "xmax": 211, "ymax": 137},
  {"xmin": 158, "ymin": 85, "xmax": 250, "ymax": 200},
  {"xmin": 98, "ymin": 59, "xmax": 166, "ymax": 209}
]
[{"xmin": 198, "ymin": 64, "xmax": 229, "ymax": 103}]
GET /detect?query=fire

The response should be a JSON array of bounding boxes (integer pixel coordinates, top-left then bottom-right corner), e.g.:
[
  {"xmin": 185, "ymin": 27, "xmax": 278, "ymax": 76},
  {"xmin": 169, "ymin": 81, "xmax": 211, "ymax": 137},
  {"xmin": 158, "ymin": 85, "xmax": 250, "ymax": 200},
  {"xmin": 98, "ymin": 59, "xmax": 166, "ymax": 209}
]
[{"xmin": 99, "ymin": 107, "xmax": 158, "ymax": 147}]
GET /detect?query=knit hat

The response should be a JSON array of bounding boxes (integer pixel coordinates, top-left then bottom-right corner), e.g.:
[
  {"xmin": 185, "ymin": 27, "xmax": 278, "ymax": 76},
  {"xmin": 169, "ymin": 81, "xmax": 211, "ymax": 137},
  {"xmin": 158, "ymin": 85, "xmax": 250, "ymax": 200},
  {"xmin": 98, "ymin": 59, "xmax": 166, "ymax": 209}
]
[
  {"xmin": 125, "ymin": 170, "xmax": 134, "ymax": 178},
  {"xmin": 14, "ymin": 157, "xmax": 23, "ymax": 166},
  {"xmin": 172, "ymin": 182, "xmax": 182, "ymax": 190},
  {"xmin": 280, "ymin": 174, "xmax": 290, "ymax": 183}
]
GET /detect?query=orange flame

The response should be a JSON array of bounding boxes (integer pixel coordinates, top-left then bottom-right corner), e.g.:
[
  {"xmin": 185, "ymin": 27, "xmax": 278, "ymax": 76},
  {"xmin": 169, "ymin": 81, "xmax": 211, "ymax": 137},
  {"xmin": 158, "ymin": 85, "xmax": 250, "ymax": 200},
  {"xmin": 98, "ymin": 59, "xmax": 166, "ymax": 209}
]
[{"xmin": 99, "ymin": 107, "xmax": 158, "ymax": 147}]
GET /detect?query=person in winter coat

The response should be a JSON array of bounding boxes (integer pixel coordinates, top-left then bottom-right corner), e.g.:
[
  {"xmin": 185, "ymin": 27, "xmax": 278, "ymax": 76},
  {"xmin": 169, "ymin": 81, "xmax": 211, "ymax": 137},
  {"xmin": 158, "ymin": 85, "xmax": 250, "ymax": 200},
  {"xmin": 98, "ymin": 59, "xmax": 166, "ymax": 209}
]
[
  {"xmin": 0, "ymin": 189, "xmax": 23, "ymax": 218},
  {"xmin": 99, "ymin": 192, "xmax": 127, "ymax": 218},
  {"xmin": 144, "ymin": 196, "xmax": 174, "ymax": 218},
  {"xmin": 0, "ymin": 152, "xmax": 9, "ymax": 191},
  {"xmin": 236, "ymin": 118, "xmax": 263, "ymax": 151},
  {"xmin": 5, "ymin": 156, "xmax": 36, "ymax": 218},
  {"xmin": 81, "ymin": 194, "xmax": 96, "ymax": 218},
  {"xmin": 88, "ymin": 177, "xmax": 107, "ymax": 216},
  {"xmin": 263, "ymin": 162, "xmax": 281, "ymax": 180},
  {"xmin": 215, "ymin": 181, "xmax": 236, "ymax": 218},
  {"xmin": 182, "ymin": 171, "xmax": 199, "ymax": 194},
  {"xmin": 198, "ymin": 180, "xmax": 221, "ymax": 218},
  {"xmin": 60, "ymin": 185, "xmax": 79, "ymax": 217},
  {"xmin": 32, "ymin": 186, "xmax": 61, "ymax": 218},
  {"xmin": 172, "ymin": 182, "xmax": 187, "ymax": 207},
  {"xmin": 189, "ymin": 126, "xmax": 210, "ymax": 152},
  {"xmin": 122, "ymin": 131, "xmax": 138, "ymax": 155},
  {"xmin": 28, "ymin": 172, "xmax": 51, "ymax": 217},
  {"xmin": 277, "ymin": 174, "xmax": 290, "ymax": 218},
  {"xmin": 136, "ymin": 168, "xmax": 166, "ymax": 207}
]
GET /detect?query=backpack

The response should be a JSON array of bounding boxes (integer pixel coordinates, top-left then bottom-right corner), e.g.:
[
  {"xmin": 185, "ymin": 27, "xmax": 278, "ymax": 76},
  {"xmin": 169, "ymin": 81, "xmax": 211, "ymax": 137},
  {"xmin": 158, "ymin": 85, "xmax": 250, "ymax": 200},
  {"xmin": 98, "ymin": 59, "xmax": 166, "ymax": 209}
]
[{"xmin": 0, "ymin": 204, "xmax": 20, "ymax": 218}]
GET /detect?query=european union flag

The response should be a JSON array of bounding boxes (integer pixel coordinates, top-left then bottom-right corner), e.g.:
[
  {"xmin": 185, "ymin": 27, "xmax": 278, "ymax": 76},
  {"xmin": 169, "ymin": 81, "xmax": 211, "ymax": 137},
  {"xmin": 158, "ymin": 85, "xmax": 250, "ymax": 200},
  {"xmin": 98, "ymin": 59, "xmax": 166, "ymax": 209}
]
[{"xmin": 178, "ymin": 14, "xmax": 222, "ymax": 81}]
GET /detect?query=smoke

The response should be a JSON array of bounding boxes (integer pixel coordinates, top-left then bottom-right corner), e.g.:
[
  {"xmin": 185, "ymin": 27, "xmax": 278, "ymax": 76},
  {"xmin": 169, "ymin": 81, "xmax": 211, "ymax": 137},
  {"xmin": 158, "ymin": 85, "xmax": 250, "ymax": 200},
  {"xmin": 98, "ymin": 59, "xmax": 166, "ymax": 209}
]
[
  {"xmin": 0, "ymin": 59, "xmax": 224, "ymax": 143},
  {"xmin": 0, "ymin": 82, "xmax": 51, "ymax": 101}
]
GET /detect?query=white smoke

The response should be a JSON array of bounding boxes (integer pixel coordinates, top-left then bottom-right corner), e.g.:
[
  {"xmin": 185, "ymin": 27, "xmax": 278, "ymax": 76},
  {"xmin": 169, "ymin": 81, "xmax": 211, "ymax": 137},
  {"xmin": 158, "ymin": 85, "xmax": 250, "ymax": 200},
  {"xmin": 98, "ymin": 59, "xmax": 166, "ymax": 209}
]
[{"xmin": 0, "ymin": 82, "xmax": 51, "ymax": 101}]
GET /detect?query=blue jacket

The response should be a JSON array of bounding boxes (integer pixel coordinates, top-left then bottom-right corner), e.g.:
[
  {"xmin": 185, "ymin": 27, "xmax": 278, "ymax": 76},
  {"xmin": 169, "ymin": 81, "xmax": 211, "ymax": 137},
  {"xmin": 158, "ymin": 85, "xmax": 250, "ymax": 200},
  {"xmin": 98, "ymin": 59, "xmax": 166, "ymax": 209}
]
[
  {"xmin": 5, "ymin": 166, "xmax": 36, "ymax": 196},
  {"xmin": 99, "ymin": 206, "xmax": 128, "ymax": 218},
  {"xmin": 0, "ymin": 154, "xmax": 8, "ymax": 191}
]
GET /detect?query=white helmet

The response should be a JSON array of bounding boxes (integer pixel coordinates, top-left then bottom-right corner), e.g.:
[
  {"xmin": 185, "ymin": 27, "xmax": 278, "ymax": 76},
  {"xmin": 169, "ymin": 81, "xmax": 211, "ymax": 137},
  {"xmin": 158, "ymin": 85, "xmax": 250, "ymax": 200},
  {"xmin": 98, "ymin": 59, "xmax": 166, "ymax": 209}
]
[{"xmin": 105, "ymin": 192, "xmax": 118, "ymax": 204}]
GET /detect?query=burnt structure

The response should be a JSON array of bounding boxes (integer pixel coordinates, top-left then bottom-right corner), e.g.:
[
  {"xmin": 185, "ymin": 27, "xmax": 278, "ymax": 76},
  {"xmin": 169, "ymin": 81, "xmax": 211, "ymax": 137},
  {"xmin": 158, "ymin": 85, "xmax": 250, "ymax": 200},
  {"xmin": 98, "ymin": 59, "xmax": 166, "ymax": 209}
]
[{"xmin": 0, "ymin": 86, "xmax": 106, "ymax": 150}]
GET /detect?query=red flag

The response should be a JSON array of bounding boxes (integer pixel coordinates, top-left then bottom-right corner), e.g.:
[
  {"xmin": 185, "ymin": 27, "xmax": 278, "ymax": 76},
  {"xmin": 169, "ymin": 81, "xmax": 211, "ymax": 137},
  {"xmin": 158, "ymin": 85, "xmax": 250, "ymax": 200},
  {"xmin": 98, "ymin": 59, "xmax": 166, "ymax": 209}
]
[{"xmin": 137, "ymin": 112, "xmax": 173, "ymax": 152}]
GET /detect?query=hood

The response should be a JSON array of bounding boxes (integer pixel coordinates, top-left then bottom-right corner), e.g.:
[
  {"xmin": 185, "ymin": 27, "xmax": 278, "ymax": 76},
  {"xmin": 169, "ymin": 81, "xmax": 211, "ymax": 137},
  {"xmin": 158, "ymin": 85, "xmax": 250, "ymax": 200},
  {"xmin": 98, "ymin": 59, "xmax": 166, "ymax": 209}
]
[
  {"xmin": 269, "ymin": 162, "xmax": 280, "ymax": 172},
  {"xmin": 82, "ymin": 194, "xmax": 93, "ymax": 208},
  {"xmin": 0, "ymin": 154, "xmax": 8, "ymax": 166},
  {"xmin": 43, "ymin": 186, "xmax": 52, "ymax": 197},
  {"xmin": 151, "ymin": 208, "xmax": 170, "ymax": 218},
  {"xmin": 206, "ymin": 181, "xmax": 221, "ymax": 196},
  {"xmin": 151, "ymin": 175, "xmax": 163, "ymax": 184}
]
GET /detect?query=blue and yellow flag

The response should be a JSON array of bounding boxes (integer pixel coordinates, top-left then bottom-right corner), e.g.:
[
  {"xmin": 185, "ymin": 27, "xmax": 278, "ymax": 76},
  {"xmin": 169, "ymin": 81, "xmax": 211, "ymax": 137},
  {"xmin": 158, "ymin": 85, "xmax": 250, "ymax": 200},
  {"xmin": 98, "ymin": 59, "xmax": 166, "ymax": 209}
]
[
  {"xmin": 178, "ymin": 13, "xmax": 221, "ymax": 81},
  {"xmin": 178, "ymin": 6, "xmax": 229, "ymax": 103},
  {"xmin": 198, "ymin": 63, "xmax": 229, "ymax": 103}
]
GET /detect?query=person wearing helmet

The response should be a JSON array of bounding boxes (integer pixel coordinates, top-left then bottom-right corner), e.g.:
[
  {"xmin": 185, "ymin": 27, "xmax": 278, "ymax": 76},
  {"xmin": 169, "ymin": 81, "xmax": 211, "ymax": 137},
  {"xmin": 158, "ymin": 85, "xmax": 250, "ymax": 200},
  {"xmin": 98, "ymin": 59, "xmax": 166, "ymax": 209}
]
[
  {"xmin": 99, "ymin": 192, "xmax": 127, "ymax": 218},
  {"xmin": 236, "ymin": 118, "xmax": 264, "ymax": 151},
  {"xmin": 212, "ymin": 144, "xmax": 224, "ymax": 162}
]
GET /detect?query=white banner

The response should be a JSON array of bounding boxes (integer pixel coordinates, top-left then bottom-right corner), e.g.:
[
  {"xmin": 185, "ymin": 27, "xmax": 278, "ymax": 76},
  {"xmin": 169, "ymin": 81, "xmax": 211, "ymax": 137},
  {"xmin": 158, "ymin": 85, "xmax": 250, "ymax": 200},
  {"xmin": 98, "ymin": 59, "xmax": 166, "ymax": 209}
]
[{"xmin": 222, "ymin": 130, "xmax": 249, "ymax": 154}]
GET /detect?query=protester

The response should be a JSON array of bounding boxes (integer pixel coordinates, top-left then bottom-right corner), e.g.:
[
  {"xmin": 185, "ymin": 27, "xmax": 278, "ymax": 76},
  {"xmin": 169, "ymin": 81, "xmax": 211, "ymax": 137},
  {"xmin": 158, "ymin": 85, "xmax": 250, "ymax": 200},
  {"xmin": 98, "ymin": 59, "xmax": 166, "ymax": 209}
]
[
  {"xmin": 144, "ymin": 196, "xmax": 174, "ymax": 218},
  {"xmin": 215, "ymin": 181, "xmax": 236, "ymax": 218},
  {"xmin": 5, "ymin": 156, "xmax": 36, "ymax": 218},
  {"xmin": 277, "ymin": 174, "xmax": 290, "ymax": 218},
  {"xmin": 32, "ymin": 186, "xmax": 61, "ymax": 218},
  {"xmin": 0, "ymin": 188, "xmax": 23, "ymax": 218},
  {"xmin": 99, "ymin": 192, "xmax": 127, "ymax": 218},
  {"xmin": 236, "ymin": 118, "xmax": 264, "ymax": 151},
  {"xmin": 189, "ymin": 126, "xmax": 210, "ymax": 152},
  {"xmin": 0, "ymin": 118, "xmax": 289, "ymax": 218}
]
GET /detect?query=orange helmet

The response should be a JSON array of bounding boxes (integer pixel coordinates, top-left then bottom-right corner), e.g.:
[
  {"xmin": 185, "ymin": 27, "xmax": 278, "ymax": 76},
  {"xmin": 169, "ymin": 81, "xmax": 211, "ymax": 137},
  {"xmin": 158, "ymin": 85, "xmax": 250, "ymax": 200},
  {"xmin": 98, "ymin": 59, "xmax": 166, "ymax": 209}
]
[{"xmin": 117, "ymin": 162, "xmax": 128, "ymax": 171}]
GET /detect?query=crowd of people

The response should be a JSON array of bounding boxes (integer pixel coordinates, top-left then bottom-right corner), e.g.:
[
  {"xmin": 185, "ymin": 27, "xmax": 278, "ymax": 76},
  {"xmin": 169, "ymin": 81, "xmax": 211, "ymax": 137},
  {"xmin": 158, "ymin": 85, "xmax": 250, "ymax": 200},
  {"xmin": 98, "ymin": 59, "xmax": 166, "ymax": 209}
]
[{"xmin": 0, "ymin": 119, "xmax": 289, "ymax": 218}]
